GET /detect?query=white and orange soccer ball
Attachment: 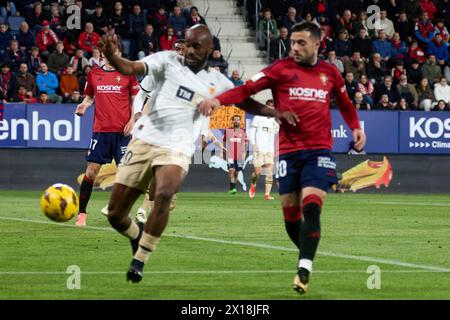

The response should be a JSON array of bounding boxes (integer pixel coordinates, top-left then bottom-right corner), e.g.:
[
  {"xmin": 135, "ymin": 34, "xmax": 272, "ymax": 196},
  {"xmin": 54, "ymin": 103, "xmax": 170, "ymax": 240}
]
[{"xmin": 40, "ymin": 184, "xmax": 79, "ymax": 222}]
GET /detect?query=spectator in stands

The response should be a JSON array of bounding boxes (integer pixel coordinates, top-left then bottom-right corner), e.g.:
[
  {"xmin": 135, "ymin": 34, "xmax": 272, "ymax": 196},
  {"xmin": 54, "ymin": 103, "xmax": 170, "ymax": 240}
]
[
  {"xmin": 434, "ymin": 19, "xmax": 449, "ymax": 43},
  {"xmin": 36, "ymin": 20, "xmax": 59, "ymax": 60},
  {"xmin": 344, "ymin": 51, "xmax": 365, "ymax": 80},
  {"xmin": 16, "ymin": 63, "xmax": 37, "ymax": 97},
  {"xmin": 397, "ymin": 74, "xmax": 419, "ymax": 109},
  {"xmin": 16, "ymin": 22, "xmax": 35, "ymax": 53},
  {"xmin": 353, "ymin": 11, "xmax": 373, "ymax": 39},
  {"xmin": 375, "ymin": 94, "xmax": 396, "ymax": 110},
  {"xmin": 417, "ymin": 77, "xmax": 435, "ymax": 111},
  {"xmin": 90, "ymin": 3, "xmax": 108, "ymax": 35},
  {"xmin": 423, "ymin": 55, "xmax": 443, "ymax": 84},
  {"xmin": 60, "ymin": 65, "xmax": 79, "ymax": 100},
  {"xmin": 11, "ymin": 85, "xmax": 38, "ymax": 103},
  {"xmin": 357, "ymin": 74, "xmax": 374, "ymax": 108},
  {"xmin": 137, "ymin": 24, "xmax": 159, "ymax": 59},
  {"xmin": 109, "ymin": 1, "xmax": 128, "ymax": 38},
  {"xmin": 377, "ymin": 75, "xmax": 399, "ymax": 108},
  {"xmin": 27, "ymin": 46, "xmax": 42, "ymax": 76},
  {"xmin": 318, "ymin": 27, "xmax": 333, "ymax": 59},
  {"xmin": 353, "ymin": 91, "xmax": 371, "ymax": 110},
  {"xmin": 270, "ymin": 27, "xmax": 290, "ymax": 62},
  {"xmin": 36, "ymin": 62, "xmax": 62, "ymax": 103},
  {"xmin": 371, "ymin": 30, "xmax": 394, "ymax": 63},
  {"xmin": 169, "ymin": 5, "xmax": 187, "ymax": 39},
  {"xmin": 4, "ymin": 40, "xmax": 25, "ymax": 73},
  {"xmin": 0, "ymin": 62, "xmax": 17, "ymax": 101},
  {"xmin": 396, "ymin": 97, "xmax": 410, "ymax": 111},
  {"xmin": 281, "ymin": 7, "xmax": 301, "ymax": 32},
  {"xmin": 367, "ymin": 53, "xmax": 387, "ymax": 84},
  {"xmin": 159, "ymin": 26, "xmax": 177, "ymax": 51},
  {"xmin": 0, "ymin": 22, "xmax": 12, "ymax": 55},
  {"xmin": 78, "ymin": 65, "xmax": 92, "ymax": 95},
  {"xmin": 38, "ymin": 92, "xmax": 52, "ymax": 104},
  {"xmin": 433, "ymin": 76, "xmax": 450, "ymax": 106},
  {"xmin": 66, "ymin": 89, "xmax": 83, "ymax": 104},
  {"xmin": 229, "ymin": 70, "xmax": 244, "ymax": 87},
  {"xmin": 420, "ymin": 0, "xmax": 438, "ymax": 21},
  {"xmin": 152, "ymin": 6, "xmax": 169, "ymax": 37},
  {"xmin": 391, "ymin": 32, "xmax": 408, "ymax": 61},
  {"xmin": 208, "ymin": 49, "xmax": 228, "ymax": 75},
  {"xmin": 70, "ymin": 48, "xmax": 89, "ymax": 76},
  {"xmin": 187, "ymin": 6, "xmax": 206, "ymax": 27},
  {"xmin": 415, "ymin": 12, "xmax": 435, "ymax": 47},
  {"xmin": 427, "ymin": 33, "xmax": 449, "ymax": 67},
  {"xmin": 337, "ymin": 10, "xmax": 356, "ymax": 38},
  {"xmin": 49, "ymin": 2, "xmax": 66, "ymax": 39},
  {"xmin": 334, "ymin": 29, "xmax": 352, "ymax": 61},
  {"xmin": 88, "ymin": 47, "xmax": 105, "ymax": 68},
  {"xmin": 257, "ymin": 8, "xmax": 279, "ymax": 51},
  {"xmin": 63, "ymin": 32, "xmax": 77, "ymax": 56},
  {"xmin": 395, "ymin": 12, "xmax": 413, "ymax": 43},
  {"xmin": 432, "ymin": 99, "xmax": 450, "ymax": 111},
  {"xmin": 78, "ymin": 22, "xmax": 100, "ymax": 56},
  {"xmin": 326, "ymin": 50, "xmax": 344, "ymax": 74},
  {"xmin": 129, "ymin": 4, "xmax": 147, "ymax": 40},
  {"xmin": 47, "ymin": 41, "xmax": 69, "ymax": 76},
  {"xmin": 352, "ymin": 28, "xmax": 371, "ymax": 62},
  {"xmin": 0, "ymin": 1, "xmax": 16, "ymax": 19},
  {"xmin": 437, "ymin": 0, "xmax": 450, "ymax": 30},
  {"xmin": 344, "ymin": 72, "xmax": 358, "ymax": 99},
  {"xmin": 28, "ymin": 2, "xmax": 51, "ymax": 32},
  {"xmin": 392, "ymin": 60, "xmax": 407, "ymax": 84},
  {"xmin": 375, "ymin": 10, "xmax": 395, "ymax": 39},
  {"xmin": 408, "ymin": 40, "xmax": 426, "ymax": 64},
  {"xmin": 407, "ymin": 59, "xmax": 424, "ymax": 86}
]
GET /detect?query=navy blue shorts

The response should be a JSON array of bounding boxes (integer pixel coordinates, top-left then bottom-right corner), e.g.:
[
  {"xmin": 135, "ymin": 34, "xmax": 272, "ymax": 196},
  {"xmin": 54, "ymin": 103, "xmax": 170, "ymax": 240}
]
[
  {"xmin": 276, "ymin": 149, "xmax": 338, "ymax": 195},
  {"xmin": 227, "ymin": 160, "xmax": 244, "ymax": 171},
  {"xmin": 85, "ymin": 132, "xmax": 131, "ymax": 165}
]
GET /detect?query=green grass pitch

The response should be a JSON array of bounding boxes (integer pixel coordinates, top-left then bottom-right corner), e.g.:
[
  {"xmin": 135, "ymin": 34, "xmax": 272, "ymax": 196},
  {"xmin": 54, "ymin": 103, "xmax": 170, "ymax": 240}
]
[{"xmin": 0, "ymin": 191, "xmax": 449, "ymax": 299}]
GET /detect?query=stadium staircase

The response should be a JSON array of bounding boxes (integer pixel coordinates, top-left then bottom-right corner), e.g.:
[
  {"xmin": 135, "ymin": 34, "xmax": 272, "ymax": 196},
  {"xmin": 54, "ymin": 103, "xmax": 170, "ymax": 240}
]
[{"xmin": 193, "ymin": 0, "xmax": 272, "ymax": 102}]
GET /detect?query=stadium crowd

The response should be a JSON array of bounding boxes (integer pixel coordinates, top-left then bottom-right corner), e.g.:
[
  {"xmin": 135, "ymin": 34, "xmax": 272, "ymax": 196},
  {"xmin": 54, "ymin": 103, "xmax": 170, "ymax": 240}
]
[
  {"xmin": 242, "ymin": 0, "xmax": 450, "ymax": 111},
  {"xmin": 1, "ymin": 0, "xmax": 450, "ymax": 112},
  {"xmin": 0, "ymin": 0, "xmax": 234, "ymax": 105}
]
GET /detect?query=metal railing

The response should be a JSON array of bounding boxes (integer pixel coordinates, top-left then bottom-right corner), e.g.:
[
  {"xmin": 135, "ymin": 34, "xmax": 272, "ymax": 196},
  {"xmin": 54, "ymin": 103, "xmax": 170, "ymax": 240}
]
[
  {"xmin": 225, "ymin": 38, "xmax": 233, "ymax": 60},
  {"xmin": 213, "ymin": 17, "xmax": 222, "ymax": 37},
  {"xmin": 204, "ymin": 0, "xmax": 210, "ymax": 18}
]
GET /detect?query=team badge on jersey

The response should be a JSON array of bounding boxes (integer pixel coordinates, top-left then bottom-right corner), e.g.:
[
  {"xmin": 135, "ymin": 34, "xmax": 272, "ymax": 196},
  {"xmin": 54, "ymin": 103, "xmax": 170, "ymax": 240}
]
[
  {"xmin": 116, "ymin": 76, "xmax": 121, "ymax": 83},
  {"xmin": 319, "ymin": 73, "xmax": 328, "ymax": 86}
]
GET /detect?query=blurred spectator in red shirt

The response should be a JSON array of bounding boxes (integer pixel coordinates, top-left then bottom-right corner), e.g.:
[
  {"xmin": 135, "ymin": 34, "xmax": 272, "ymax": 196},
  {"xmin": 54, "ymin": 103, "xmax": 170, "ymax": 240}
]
[
  {"xmin": 36, "ymin": 20, "xmax": 59, "ymax": 60},
  {"xmin": 152, "ymin": 6, "xmax": 169, "ymax": 37},
  {"xmin": 159, "ymin": 26, "xmax": 177, "ymax": 51},
  {"xmin": 11, "ymin": 85, "xmax": 38, "ymax": 103},
  {"xmin": 78, "ymin": 22, "xmax": 100, "ymax": 55}
]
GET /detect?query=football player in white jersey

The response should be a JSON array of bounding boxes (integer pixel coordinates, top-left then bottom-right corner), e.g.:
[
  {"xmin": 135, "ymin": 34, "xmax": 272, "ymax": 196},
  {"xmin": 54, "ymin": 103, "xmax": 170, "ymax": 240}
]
[
  {"xmin": 248, "ymin": 99, "xmax": 280, "ymax": 200},
  {"xmin": 99, "ymin": 25, "xmax": 295, "ymax": 283}
]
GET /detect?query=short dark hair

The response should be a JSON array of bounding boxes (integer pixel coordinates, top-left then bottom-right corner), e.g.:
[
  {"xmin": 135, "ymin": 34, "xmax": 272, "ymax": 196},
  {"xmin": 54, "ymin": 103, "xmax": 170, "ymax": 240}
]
[
  {"xmin": 266, "ymin": 99, "xmax": 274, "ymax": 105},
  {"xmin": 291, "ymin": 21, "xmax": 321, "ymax": 40},
  {"xmin": 231, "ymin": 114, "xmax": 241, "ymax": 120}
]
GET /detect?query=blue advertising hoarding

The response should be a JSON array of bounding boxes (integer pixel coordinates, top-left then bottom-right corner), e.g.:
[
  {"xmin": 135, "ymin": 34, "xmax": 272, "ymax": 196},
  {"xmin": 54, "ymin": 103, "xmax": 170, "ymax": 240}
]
[
  {"xmin": 0, "ymin": 103, "xmax": 93, "ymax": 149},
  {"xmin": 1, "ymin": 103, "xmax": 450, "ymax": 154}
]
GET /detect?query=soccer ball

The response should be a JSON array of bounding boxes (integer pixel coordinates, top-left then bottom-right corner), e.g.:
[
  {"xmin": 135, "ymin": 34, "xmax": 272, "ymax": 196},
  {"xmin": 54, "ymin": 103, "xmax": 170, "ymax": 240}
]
[{"xmin": 40, "ymin": 183, "xmax": 79, "ymax": 222}]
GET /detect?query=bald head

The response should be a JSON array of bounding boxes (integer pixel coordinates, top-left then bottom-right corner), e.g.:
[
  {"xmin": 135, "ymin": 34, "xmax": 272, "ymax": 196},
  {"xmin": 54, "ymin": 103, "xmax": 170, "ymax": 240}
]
[
  {"xmin": 184, "ymin": 24, "xmax": 213, "ymax": 72},
  {"xmin": 186, "ymin": 24, "xmax": 213, "ymax": 48}
]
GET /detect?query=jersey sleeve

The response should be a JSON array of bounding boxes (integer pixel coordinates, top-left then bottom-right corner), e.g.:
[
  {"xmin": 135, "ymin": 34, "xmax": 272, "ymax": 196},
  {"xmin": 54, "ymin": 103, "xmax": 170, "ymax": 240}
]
[
  {"xmin": 139, "ymin": 75, "xmax": 156, "ymax": 93},
  {"xmin": 129, "ymin": 76, "xmax": 139, "ymax": 96},
  {"xmin": 216, "ymin": 61, "xmax": 282, "ymax": 105},
  {"xmin": 332, "ymin": 66, "xmax": 361, "ymax": 130},
  {"xmin": 84, "ymin": 71, "xmax": 94, "ymax": 97},
  {"xmin": 139, "ymin": 51, "xmax": 168, "ymax": 78}
]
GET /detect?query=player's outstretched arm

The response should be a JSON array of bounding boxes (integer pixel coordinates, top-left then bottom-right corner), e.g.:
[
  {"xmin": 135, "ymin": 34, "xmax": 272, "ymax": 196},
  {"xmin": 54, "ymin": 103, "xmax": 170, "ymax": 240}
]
[
  {"xmin": 237, "ymin": 98, "xmax": 299, "ymax": 126},
  {"xmin": 75, "ymin": 95, "xmax": 93, "ymax": 116},
  {"xmin": 98, "ymin": 35, "xmax": 146, "ymax": 76}
]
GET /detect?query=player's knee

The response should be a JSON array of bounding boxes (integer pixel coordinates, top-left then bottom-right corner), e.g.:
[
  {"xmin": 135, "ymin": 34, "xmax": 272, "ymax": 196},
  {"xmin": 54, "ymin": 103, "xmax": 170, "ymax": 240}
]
[
  {"xmin": 302, "ymin": 194, "xmax": 323, "ymax": 219},
  {"xmin": 154, "ymin": 187, "xmax": 175, "ymax": 203},
  {"xmin": 107, "ymin": 209, "xmax": 123, "ymax": 230},
  {"xmin": 265, "ymin": 175, "xmax": 273, "ymax": 184}
]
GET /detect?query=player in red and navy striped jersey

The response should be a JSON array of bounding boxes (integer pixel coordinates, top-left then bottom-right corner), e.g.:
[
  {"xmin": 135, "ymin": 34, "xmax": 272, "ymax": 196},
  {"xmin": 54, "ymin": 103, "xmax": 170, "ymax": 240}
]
[
  {"xmin": 74, "ymin": 41, "xmax": 139, "ymax": 227},
  {"xmin": 198, "ymin": 22, "xmax": 366, "ymax": 294}
]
